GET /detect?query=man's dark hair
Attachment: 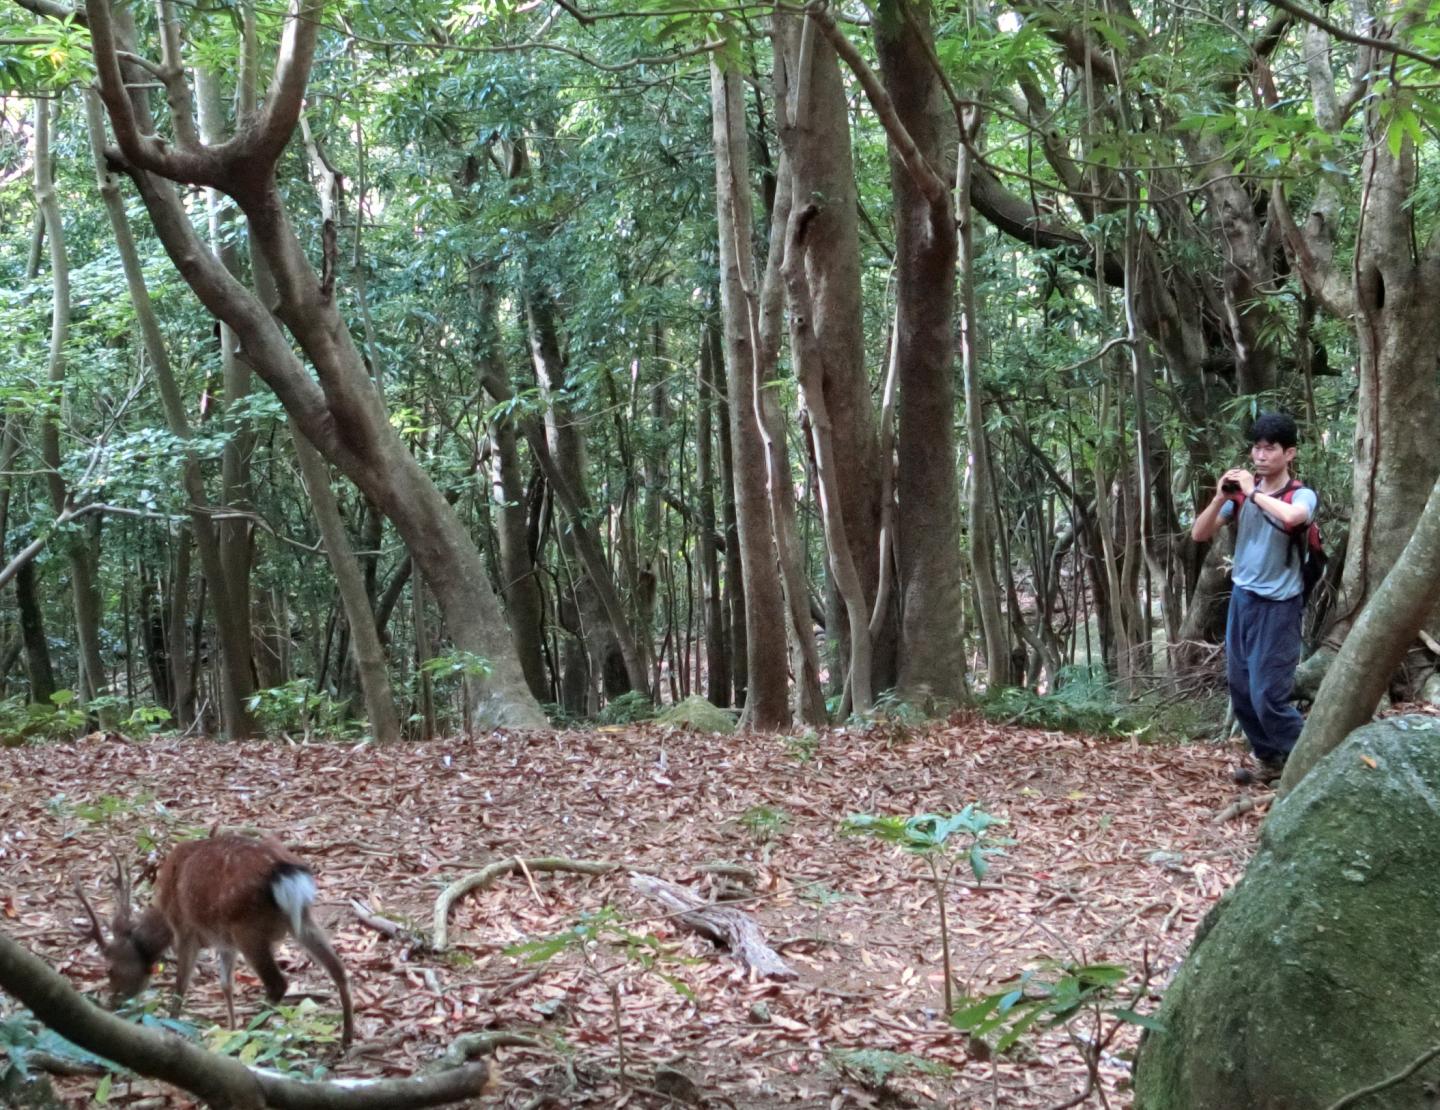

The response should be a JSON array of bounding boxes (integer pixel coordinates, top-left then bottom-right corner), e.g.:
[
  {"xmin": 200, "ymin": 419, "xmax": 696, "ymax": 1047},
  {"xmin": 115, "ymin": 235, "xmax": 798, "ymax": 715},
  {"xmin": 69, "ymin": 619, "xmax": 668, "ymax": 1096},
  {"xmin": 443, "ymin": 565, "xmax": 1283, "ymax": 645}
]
[{"xmin": 1249, "ymin": 411, "xmax": 1299, "ymax": 449}]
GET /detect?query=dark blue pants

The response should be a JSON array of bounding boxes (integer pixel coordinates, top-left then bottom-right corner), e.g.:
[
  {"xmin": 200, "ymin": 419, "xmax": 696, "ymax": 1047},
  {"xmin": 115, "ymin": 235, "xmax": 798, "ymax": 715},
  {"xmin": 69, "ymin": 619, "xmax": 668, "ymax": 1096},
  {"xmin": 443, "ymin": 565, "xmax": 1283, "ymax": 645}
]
[{"xmin": 1226, "ymin": 587, "xmax": 1305, "ymax": 763}]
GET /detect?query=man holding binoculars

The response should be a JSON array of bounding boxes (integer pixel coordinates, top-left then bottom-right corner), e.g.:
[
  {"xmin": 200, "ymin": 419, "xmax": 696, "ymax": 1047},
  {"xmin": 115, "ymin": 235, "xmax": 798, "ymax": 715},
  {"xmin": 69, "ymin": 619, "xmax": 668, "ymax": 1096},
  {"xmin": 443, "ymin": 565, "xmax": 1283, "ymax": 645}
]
[{"xmin": 1191, "ymin": 413, "xmax": 1318, "ymax": 785}]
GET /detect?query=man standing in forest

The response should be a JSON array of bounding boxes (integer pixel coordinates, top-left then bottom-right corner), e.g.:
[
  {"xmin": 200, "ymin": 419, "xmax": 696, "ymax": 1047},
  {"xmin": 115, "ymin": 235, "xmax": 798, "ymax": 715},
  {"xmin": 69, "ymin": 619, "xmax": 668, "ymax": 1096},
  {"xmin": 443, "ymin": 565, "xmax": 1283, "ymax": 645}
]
[{"xmin": 1192, "ymin": 413, "xmax": 1318, "ymax": 785}]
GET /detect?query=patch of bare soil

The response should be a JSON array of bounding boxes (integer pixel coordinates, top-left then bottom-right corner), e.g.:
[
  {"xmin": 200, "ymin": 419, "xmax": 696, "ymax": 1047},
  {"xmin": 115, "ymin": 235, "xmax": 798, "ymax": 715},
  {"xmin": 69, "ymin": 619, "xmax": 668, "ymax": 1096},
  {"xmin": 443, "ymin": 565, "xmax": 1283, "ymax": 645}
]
[{"xmin": 1, "ymin": 715, "xmax": 1264, "ymax": 1108}]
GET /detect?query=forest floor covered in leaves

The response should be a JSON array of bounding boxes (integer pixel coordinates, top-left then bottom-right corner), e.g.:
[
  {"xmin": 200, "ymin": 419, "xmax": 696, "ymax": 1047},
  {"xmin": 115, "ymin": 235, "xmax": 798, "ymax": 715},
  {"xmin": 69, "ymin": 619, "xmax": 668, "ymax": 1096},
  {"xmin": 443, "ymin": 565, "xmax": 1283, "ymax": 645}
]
[{"xmin": 2, "ymin": 715, "xmax": 1267, "ymax": 1108}]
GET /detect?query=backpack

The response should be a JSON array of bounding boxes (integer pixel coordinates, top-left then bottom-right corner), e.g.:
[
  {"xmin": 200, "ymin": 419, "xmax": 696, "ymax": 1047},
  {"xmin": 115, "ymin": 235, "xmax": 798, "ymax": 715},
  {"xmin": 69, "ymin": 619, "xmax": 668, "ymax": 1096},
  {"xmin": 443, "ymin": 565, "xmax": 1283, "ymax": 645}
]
[{"xmin": 1226, "ymin": 479, "xmax": 1327, "ymax": 602}]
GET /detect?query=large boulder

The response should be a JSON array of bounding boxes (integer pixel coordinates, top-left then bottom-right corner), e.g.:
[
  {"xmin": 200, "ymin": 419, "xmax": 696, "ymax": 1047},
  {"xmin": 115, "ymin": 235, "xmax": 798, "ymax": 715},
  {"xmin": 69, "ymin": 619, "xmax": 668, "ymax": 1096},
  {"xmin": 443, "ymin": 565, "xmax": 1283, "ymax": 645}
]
[{"xmin": 1134, "ymin": 714, "xmax": 1440, "ymax": 1109}]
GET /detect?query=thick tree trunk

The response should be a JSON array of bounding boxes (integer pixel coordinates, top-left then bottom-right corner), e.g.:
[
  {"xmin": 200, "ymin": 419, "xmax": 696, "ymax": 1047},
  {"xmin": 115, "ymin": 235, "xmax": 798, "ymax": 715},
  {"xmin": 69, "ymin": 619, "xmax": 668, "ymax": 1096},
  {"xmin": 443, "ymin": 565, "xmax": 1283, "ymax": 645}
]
[
  {"xmin": 1275, "ymin": 14, "xmax": 1440, "ymax": 690},
  {"xmin": 872, "ymin": 2, "xmax": 969, "ymax": 702},
  {"xmin": 711, "ymin": 60, "xmax": 793, "ymax": 728},
  {"xmin": 774, "ymin": 13, "xmax": 888, "ymax": 697},
  {"xmin": 15, "ymin": 560, "xmax": 55, "ymax": 704}
]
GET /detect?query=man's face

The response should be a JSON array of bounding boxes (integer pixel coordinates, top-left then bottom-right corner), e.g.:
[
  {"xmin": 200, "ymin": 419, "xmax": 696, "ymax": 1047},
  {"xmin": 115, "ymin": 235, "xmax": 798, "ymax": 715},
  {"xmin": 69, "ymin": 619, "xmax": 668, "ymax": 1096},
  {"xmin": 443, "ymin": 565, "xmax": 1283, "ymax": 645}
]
[{"xmin": 1251, "ymin": 438, "xmax": 1296, "ymax": 475}]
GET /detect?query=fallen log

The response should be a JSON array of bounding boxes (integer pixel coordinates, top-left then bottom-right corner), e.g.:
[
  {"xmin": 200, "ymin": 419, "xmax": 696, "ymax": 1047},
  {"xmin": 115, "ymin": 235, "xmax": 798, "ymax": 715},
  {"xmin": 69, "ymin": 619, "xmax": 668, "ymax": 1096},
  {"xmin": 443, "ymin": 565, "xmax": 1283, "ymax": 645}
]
[{"xmin": 629, "ymin": 873, "xmax": 796, "ymax": 980}]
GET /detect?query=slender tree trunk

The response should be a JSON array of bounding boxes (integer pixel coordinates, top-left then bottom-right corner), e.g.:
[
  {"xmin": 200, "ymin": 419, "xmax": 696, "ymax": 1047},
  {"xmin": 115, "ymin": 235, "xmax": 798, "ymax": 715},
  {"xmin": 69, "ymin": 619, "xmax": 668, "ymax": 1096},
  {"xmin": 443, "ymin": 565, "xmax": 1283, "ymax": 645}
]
[
  {"xmin": 195, "ymin": 61, "xmax": 257, "ymax": 699},
  {"xmin": 753, "ymin": 157, "xmax": 827, "ymax": 727},
  {"xmin": 696, "ymin": 328, "xmax": 729, "ymax": 705},
  {"xmin": 476, "ymin": 285, "xmax": 548, "ymax": 702},
  {"xmin": 711, "ymin": 60, "xmax": 792, "ymax": 728},
  {"xmin": 525, "ymin": 280, "xmax": 645, "ymax": 699},
  {"xmin": 34, "ymin": 95, "xmax": 111, "ymax": 719},
  {"xmin": 1281, "ymin": 469, "xmax": 1440, "ymax": 792},
  {"xmin": 774, "ymin": 12, "xmax": 888, "ymax": 697},
  {"xmin": 83, "ymin": 89, "xmax": 257, "ymax": 736},
  {"xmin": 167, "ymin": 534, "xmax": 193, "ymax": 726},
  {"xmin": 708, "ymin": 317, "xmax": 745, "ymax": 708},
  {"xmin": 291, "ymin": 421, "xmax": 401, "ymax": 742},
  {"xmin": 957, "ymin": 109, "xmax": 1010, "ymax": 690}
]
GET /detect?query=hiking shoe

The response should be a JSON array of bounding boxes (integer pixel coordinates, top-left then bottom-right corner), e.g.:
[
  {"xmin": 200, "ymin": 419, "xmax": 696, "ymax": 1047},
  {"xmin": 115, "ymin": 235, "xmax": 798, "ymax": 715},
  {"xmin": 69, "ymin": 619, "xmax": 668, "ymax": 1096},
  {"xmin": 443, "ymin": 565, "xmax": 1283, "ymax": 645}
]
[{"xmin": 1232, "ymin": 759, "xmax": 1285, "ymax": 786}]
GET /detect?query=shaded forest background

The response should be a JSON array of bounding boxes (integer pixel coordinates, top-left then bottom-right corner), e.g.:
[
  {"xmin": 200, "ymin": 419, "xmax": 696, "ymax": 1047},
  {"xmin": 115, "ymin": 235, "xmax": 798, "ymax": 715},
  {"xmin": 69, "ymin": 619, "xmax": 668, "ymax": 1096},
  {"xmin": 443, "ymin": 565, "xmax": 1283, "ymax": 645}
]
[{"xmin": 0, "ymin": 0, "xmax": 1438, "ymax": 743}]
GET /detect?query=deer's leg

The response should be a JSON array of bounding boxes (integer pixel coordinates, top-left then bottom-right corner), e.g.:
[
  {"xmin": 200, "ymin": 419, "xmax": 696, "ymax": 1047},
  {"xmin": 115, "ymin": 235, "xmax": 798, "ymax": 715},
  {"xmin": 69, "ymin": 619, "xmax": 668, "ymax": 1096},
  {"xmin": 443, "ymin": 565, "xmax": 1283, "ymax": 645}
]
[
  {"xmin": 241, "ymin": 941, "xmax": 288, "ymax": 1004},
  {"xmin": 297, "ymin": 916, "xmax": 355, "ymax": 1049},
  {"xmin": 217, "ymin": 948, "xmax": 238, "ymax": 1029},
  {"xmin": 170, "ymin": 934, "xmax": 200, "ymax": 1018}
]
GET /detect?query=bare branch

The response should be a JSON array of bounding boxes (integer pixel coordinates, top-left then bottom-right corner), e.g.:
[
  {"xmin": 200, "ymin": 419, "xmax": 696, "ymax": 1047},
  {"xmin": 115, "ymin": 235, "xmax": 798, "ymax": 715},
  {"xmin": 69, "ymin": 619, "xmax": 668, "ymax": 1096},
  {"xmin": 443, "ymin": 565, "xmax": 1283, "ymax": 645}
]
[{"xmin": 1264, "ymin": 0, "xmax": 1440, "ymax": 69}]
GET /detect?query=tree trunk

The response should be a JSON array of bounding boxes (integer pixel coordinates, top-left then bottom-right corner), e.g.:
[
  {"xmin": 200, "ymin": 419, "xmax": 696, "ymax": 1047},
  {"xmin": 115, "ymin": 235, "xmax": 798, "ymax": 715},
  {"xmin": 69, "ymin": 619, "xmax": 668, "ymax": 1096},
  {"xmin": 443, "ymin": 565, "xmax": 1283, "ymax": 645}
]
[
  {"xmin": 711, "ymin": 59, "xmax": 792, "ymax": 728},
  {"xmin": 83, "ymin": 89, "xmax": 257, "ymax": 737},
  {"xmin": 476, "ymin": 286, "xmax": 548, "ymax": 702},
  {"xmin": 34, "ymin": 94, "xmax": 111, "ymax": 719},
  {"xmin": 696, "ymin": 327, "xmax": 729, "ymax": 706},
  {"xmin": 195, "ymin": 60, "xmax": 257, "ymax": 705},
  {"xmin": 710, "ymin": 320, "xmax": 747, "ymax": 709},
  {"xmin": 957, "ymin": 109, "xmax": 1010, "ymax": 690},
  {"xmin": 871, "ymin": 2, "xmax": 969, "ymax": 702},
  {"xmin": 1274, "ymin": 11, "xmax": 1440, "ymax": 689},
  {"xmin": 15, "ymin": 560, "xmax": 55, "ymax": 704},
  {"xmin": 1280, "ymin": 469, "xmax": 1440, "ymax": 793},
  {"xmin": 774, "ymin": 12, "xmax": 889, "ymax": 697},
  {"xmin": 525, "ymin": 279, "xmax": 646, "ymax": 700},
  {"xmin": 291, "ymin": 421, "xmax": 401, "ymax": 743}
]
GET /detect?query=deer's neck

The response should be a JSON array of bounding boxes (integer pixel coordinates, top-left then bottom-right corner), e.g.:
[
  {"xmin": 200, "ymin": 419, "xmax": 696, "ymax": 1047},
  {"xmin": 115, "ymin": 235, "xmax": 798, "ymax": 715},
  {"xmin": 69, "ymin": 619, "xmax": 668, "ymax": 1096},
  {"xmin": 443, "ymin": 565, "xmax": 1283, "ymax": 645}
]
[{"xmin": 132, "ymin": 906, "xmax": 174, "ymax": 963}]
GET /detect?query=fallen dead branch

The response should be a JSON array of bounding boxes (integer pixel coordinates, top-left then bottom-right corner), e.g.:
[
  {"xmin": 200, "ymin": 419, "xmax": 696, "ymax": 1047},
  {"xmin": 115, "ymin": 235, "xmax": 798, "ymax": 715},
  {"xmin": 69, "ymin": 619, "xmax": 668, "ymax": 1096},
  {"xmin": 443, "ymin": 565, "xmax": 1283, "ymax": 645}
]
[
  {"xmin": 350, "ymin": 898, "xmax": 428, "ymax": 951},
  {"xmin": 629, "ymin": 873, "xmax": 797, "ymax": 980},
  {"xmin": 431, "ymin": 1031, "xmax": 547, "ymax": 1071},
  {"xmin": 432, "ymin": 857, "xmax": 618, "ymax": 951},
  {"xmin": 1214, "ymin": 795, "xmax": 1268, "ymax": 824}
]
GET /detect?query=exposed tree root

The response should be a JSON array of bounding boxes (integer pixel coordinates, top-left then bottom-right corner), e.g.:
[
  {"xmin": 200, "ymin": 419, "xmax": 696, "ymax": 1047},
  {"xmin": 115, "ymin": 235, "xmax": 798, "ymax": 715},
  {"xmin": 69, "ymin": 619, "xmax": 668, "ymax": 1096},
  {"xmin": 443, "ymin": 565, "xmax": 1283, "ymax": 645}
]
[{"xmin": 431, "ymin": 857, "xmax": 617, "ymax": 951}]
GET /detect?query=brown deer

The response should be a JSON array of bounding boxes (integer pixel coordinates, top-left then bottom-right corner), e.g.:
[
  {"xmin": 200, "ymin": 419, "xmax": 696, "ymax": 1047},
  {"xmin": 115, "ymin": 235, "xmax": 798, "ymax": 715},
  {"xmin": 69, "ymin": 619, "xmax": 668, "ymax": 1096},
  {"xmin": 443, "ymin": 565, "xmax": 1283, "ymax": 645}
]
[{"xmin": 76, "ymin": 835, "xmax": 354, "ymax": 1048}]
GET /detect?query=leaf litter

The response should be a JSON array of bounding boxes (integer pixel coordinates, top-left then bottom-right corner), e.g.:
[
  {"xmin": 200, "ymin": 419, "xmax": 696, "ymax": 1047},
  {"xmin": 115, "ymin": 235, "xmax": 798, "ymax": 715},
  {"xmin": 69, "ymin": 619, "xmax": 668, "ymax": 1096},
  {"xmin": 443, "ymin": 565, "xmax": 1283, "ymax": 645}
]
[{"xmin": 0, "ymin": 714, "xmax": 1264, "ymax": 1108}]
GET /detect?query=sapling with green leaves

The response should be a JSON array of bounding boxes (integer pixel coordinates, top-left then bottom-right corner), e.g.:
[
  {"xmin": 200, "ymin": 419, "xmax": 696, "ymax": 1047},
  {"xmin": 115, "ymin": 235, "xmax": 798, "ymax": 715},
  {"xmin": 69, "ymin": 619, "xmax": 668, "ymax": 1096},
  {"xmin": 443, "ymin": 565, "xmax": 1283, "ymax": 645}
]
[
  {"xmin": 951, "ymin": 958, "xmax": 1163, "ymax": 1100},
  {"xmin": 841, "ymin": 806, "xmax": 1007, "ymax": 1012},
  {"xmin": 505, "ymin": 907, "xmax": 696, "ymax": 1086}
]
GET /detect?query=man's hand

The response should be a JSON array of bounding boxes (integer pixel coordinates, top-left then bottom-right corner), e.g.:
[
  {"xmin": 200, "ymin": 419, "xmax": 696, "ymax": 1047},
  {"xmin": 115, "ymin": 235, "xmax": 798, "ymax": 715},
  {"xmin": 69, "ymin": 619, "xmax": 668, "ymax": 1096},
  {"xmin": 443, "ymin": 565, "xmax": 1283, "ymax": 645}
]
[{"xmin": 1221, "ymin": 468, "xmax": 1255, "ymax": 497}]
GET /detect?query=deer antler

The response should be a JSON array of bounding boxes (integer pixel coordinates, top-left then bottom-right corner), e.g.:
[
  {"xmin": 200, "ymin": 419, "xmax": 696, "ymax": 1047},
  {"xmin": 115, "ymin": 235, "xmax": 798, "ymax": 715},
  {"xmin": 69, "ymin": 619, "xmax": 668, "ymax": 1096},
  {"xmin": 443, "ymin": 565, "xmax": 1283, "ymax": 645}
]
[
  {"xmin": 110, "ymin": 849, "xmax": 134, "ymax": 927},
  {"xmin": 73, "ymin": 881, "xmax": 109, "ymax": 948}
]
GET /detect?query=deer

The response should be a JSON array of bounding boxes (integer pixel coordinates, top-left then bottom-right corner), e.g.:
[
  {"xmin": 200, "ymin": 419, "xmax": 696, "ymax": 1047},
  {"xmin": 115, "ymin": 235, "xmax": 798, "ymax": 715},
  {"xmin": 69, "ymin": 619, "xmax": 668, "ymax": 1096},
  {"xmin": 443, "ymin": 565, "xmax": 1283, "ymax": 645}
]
[{"xmin": 76, "ymin": 834, "xmax": 355, "ymax": 1049}]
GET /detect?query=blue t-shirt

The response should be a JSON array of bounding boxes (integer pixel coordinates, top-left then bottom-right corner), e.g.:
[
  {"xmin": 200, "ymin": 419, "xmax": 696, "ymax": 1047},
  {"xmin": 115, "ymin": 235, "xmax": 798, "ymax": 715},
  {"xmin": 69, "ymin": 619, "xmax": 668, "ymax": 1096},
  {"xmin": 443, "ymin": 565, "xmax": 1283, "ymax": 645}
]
[{"xmin": 1220, "ymin": 484, "xmax": 1318, "ymax": 601}]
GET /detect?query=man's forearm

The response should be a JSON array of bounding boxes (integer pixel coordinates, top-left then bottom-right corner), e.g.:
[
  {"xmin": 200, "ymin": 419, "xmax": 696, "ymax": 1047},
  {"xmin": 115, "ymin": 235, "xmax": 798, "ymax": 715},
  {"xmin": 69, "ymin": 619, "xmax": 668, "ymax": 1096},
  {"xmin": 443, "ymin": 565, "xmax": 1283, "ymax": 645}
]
[
  {"xmin": 1250, "ymin": 490, "xmax": 1310, "ymax": 527},
  {"xmin": 1192, "ymin": 497, "xmax": 1227, "ymax": 542}
]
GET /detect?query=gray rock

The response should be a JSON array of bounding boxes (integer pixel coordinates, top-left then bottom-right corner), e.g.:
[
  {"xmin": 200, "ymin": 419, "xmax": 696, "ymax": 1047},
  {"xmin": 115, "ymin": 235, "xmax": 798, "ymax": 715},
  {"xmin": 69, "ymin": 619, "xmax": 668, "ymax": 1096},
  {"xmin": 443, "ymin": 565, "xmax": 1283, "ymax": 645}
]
[{"xmin": 1134, "ymin": 715, "xmax": 1440, "ymax": 1109}]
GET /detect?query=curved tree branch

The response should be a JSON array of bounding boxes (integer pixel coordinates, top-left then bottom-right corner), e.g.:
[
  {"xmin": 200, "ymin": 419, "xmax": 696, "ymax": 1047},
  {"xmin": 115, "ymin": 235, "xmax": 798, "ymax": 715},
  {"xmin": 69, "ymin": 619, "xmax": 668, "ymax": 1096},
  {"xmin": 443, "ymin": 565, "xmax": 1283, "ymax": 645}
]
[
  {"xmin": 0, "ymin": 930, "xmax": 492, "ymax": 1109},
  {"xmin": 245, "ymin": 0, "xmax": 324, "ymax": 170}
]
